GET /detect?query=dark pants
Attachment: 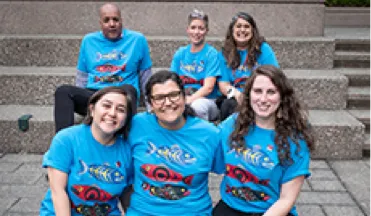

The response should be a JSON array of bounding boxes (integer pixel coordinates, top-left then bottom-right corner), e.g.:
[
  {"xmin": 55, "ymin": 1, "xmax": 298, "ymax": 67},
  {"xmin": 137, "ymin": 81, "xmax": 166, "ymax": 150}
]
[
  {"xmin": 54, "ymin": 84, "xmax": 137, "ymax": 133},
  {"xmin": 218, "ymin": 97, "xmax": 238, "ymax": 121},
  {"xmin": 213, "ymin": 200, "xmax": 294, "ymax": 216}
]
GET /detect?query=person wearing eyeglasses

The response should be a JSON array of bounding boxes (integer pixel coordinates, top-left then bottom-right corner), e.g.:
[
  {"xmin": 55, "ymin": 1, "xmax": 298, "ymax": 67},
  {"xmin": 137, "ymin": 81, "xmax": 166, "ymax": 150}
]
[
  {"xmin": 54, "ymin": 3, "xmax": 152, "ymax": 133},
  {"xmin": 170, "ymin": 9, "xmax": 221, "ymax": 122},
  {"xmin": 217, "ymin": 12, "xmax": 279, "ymax": 121},
  {"xmin": 213, "ymin": 65, "xmax": 313, "ymax": 216},
  {"xmin": 125, "ymin": 70, "xmax": 224, "ymax": 215}
]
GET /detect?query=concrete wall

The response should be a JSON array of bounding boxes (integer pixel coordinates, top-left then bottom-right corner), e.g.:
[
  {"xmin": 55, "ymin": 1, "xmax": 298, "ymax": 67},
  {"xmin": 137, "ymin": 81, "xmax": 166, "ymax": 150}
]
[
  {"xmin": 325, "ymin": 7, "xmax": 370, "ymax": 28},
  {"xmin": 0, "ymin": 1, "xmax": 325, "ymax": 37}
]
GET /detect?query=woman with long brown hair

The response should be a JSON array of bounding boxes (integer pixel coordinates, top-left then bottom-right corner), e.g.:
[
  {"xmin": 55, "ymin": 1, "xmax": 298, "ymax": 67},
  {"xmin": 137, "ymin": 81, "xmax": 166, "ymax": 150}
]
[
  {"xmin": 214, "ymin": 65, "xmax": 314, "ymax": 216},
  {"xmin": 218, "ymin": 12, "xmax": 279, "ymax": 121}
]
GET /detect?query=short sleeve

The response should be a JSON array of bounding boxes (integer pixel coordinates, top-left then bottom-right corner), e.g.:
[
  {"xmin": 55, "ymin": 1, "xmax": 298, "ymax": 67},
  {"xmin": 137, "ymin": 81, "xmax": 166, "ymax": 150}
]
[
  {"xmin": 211, "ymin": 131, "xmax": 225, "ymax": 174},
  {"xmin": 76, "ymin": 37, "xmax": 87, "ymax": 73},
  {"xmin": 170, "ymin": 48, "xmax": 181, "ymax": 73},
  {"xmin": 258, "ymin": 43, "xmax": 279, "ymax": 68},
  {"xmin": 42, "ymin": 132, "xmax": 74, "ymax": 174},
  {"xmin": 218, "ymin": 52, "xmax": 232, "ymax": 82},
  {"xmin": 281, "ymin": 140, "xmax": 311, "ymax": 184},
  {"xmin": 205, "ymin": 49, "xmax": 221, "ymax": 78},
  {"xmin": 139, "ymin": 36, "xmax": 152, "ymax": 71}
]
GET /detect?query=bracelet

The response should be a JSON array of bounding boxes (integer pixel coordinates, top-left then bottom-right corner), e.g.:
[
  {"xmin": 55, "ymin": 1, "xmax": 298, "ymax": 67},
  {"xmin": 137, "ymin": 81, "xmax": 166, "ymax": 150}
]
[{"xmin": 227, "ymin": 87, "xmax": 236, "ymax": 99}]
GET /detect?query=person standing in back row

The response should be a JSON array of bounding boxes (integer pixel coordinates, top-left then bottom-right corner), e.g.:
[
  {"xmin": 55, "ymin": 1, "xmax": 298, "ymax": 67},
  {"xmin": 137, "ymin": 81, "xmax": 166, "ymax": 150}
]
[{"xmin": 54, "ymin": 3, "xmax": 152, "ymax": 132}]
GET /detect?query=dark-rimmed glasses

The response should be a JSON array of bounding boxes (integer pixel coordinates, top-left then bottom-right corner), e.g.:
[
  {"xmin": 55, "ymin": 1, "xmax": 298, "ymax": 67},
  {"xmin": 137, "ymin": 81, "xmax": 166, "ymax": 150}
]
[{"xmin": 151, "ymin": 90, "xmax": 182, "ymax": 105}]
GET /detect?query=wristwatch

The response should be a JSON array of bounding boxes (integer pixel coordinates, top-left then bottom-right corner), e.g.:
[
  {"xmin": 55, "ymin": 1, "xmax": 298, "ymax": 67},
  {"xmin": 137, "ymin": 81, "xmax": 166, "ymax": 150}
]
[{"xmin": 227, "ymin": 87, "xmax": 235, "ymax": 99}]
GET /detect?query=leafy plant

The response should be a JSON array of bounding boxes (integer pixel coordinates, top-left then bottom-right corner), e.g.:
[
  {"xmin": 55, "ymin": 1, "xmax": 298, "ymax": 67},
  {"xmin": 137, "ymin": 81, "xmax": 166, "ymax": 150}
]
[{"xmin": 325, "ymin": 0, "xmax": 370, "ymax": 6}]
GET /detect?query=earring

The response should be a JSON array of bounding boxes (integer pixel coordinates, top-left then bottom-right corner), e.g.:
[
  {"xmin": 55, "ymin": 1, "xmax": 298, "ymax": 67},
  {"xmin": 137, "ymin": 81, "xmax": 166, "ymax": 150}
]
[{"xmin": 277, "ymin": 107, "xmax": 282, "ymax": 119}]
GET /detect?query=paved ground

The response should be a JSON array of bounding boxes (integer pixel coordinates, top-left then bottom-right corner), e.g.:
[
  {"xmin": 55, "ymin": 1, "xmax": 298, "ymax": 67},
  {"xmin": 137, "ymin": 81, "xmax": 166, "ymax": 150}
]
[{"xmin": 0, "ymin": 153, "xmax": 369, "ymax": 216}]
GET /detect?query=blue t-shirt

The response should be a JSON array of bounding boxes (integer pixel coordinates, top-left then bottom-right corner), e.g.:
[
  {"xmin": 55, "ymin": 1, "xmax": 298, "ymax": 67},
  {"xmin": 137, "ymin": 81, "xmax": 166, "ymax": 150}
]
[
  {"xmin": 77, "ymin": 29, "xmax": 152, "ymax": 98},
  {"xmin": 216, "ymin": 114, "xmax": 310, "ymax": 216},
  {"xmin": 219, "ymin": 42, "xmax": 279, "ymax": 92},
  {"xmin": 40, "ymin": 124, "xmax": 132, "ymax": 216},
  {"xmin": 170, "ymin": 43, "xmax": 221, "ymax": 99},
  {"xmin": 127, "ymin": 112, "xmax": 223, "ymax": 216}
]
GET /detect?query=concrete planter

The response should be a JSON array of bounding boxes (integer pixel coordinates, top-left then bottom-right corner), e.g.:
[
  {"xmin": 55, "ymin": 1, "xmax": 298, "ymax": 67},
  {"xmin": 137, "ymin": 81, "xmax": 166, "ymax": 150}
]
[{"xmin": 325, "ymin": 7, "xmax": 370, "ymax": 27}]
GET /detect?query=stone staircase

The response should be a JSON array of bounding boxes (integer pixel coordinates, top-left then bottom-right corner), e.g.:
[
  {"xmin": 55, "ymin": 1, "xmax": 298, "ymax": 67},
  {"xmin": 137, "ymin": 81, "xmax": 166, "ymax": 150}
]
[
  {"xmin": 335, "ymin": 39, "xmax": 370, "ymax": 157},
  {"xmin": 0, "ymin": 1, "xmax": 367, "ymax": 160}
]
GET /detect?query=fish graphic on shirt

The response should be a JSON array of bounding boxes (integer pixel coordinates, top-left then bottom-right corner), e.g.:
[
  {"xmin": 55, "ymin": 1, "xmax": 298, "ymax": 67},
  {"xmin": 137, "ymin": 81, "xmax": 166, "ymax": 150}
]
[
  {"xmin": 141, "ymin": 164, "xmax": 194, "ymax": 185},
  {"xmin": 95, "ymin": 64, "xmax": 126, "ymax": 73},
  {"xmin": 71, "ymin": 185, "xmax": 113, "ymax": 202},
  {"xmin": 228, "ymin": 143, "xmax": 275, "ymax": 169},
  {"xmin": 142, "ymin": 182, "xmax": 190, "ymax": 200},
  {"xmin": 73, "ymin": 203, "xmax": 111, "ymax": 216},
  {"xmin": 147, "ymin": 141, "xmax": 197, "ymax": 165},
  {"xmin": 79, "ymin": 160, "xmax": 125, "ymax": 184},
  {"xmin": 226, "ymin": 184, "xmax": 270, "ymax": 202},
  {"xmin": 225, "ymin": 164, "xmax": 269, "ymax": 185}
]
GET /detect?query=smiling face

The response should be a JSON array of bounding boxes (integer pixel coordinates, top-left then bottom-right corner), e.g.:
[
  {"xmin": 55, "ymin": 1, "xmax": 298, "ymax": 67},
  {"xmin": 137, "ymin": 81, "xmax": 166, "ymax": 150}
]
[
  {"xmin": 187, "ymin": 19, "xmax": 208, "ymax": 47},
  {"xmin": 99, "ymin": 4, "xmax": 122, "ymax": 41},
  {"xmin": 150, "ymin": 80, "xmax": 186, "ymax": 130},
  {"xmin": 90, "ymin": 92, "xmax": 127, "ymax": 142},
  {"xmin": 233, "ymin": 18, "xmax": 253, "ymax": 49},
  {"xmin": 250, "ymin": 75, "xmax": 281, "ymax": 126}
]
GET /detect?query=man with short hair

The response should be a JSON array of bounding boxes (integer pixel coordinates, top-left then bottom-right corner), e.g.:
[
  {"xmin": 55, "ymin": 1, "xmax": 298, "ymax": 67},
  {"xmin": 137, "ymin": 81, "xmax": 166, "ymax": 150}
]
[{"xmin": 54, "ymin": 3, "xmax": 152, "ymax": 132}]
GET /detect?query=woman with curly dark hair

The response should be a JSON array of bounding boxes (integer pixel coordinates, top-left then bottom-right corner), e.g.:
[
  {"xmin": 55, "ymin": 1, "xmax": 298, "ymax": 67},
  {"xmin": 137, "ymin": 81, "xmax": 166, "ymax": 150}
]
[
  {"xmin": 213, "ymin": 65, "xmax": 314, "ymax": 216},
  {"xmin": 218, "ymin": 12, "xmax": 279, "ymax": 121}
]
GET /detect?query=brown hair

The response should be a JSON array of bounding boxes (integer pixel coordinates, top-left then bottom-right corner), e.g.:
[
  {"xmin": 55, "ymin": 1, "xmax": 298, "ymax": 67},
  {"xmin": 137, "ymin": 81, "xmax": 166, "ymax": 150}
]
[
  {"xmin": 222, "ymin": 12, "xmax": 265, "ymax": 70},
  {"xmin": 83, "ymin": 86, "xmax": 134, "ymax": 140},
  {"xmin": 230, "ymin": 65, "xmax": 314, "ymax": 165}
]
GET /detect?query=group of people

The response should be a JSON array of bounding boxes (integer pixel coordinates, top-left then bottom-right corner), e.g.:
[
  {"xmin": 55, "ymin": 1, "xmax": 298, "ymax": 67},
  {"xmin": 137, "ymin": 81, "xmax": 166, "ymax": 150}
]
[{"xmin": 40, "ymin": 3, "xmax": 314, "ymax": 216}]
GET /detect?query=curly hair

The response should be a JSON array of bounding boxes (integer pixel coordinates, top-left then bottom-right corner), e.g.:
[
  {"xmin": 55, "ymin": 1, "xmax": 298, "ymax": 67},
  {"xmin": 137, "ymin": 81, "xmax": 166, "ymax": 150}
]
[
  {"xmin": 222, "ymin": 12, "xmax": 265, "ymax": 71},
  {"xmin": 230, "ymin": 65, "xmax": 314, "ymax": 165}
]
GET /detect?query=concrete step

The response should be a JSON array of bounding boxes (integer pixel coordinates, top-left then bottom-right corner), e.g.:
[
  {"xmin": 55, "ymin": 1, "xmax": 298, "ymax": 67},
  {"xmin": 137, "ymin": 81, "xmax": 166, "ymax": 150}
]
[
  {"xmin": 0, "ymin": 1, "xmax": 324, "ymax": 37},
  {"xmin": 0, "ymin": 35, "xmax": 334, "ymax": 69},
  {"xmin": 364, "ymin": 133, "xmax": 370, "ymax": 157},
  {"xmin": 338, "ymin": 68, "xmax": 370, "ymax": 87},
  {"xmin": 348, "ymin": 109, "xmax": 370, "ymax": 133},
  {"xmin": 0, "ymin": 67, "xmax": 347, "ymax": 110},
  {"xmin": 0, "ymin": 106, "xmax": 365, "ymax": 159},
  {"xmin": 347, "ymin": 87, "xmax": 370, "ymax": 109},
  {"xmin": 335, "ymin": 38, "xmax": 370, "ymax": 52},
  {"xmin": 334, "ymin": 51, "xmax": 370, "ymax": 68}
]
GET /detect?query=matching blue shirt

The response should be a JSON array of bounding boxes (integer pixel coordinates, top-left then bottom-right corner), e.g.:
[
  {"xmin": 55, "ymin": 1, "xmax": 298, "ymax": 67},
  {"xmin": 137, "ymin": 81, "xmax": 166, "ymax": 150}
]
[
  {"xmin": 77, "ymin": 29, "xmax": 152, "ymax": 98},
  {"xmin": 170, "ymin": 43, "xmax": 221, "ymax": 99},
  {"xmin": 40, "ymin": 124, "xmax": 133, "ymax": 216},
  {"xmin": 127, "ymin": 112, "xmax": 223, "ymax": 215},
  {"xmin": 216, "ymin": 114, "xmax": 310, "ymax": 216},
  {"xmin": 219, "ymin": 42, "xmax": 279, "ymax": 92}
]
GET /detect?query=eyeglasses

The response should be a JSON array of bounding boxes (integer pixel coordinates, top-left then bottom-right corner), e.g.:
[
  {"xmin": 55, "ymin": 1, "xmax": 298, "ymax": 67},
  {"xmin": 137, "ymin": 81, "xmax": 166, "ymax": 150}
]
[
  {"xmin": 151, "ymin": 91, "xmax": 182, "ymax": 105},
  {"xmin": 190, "ymin": 9, "xmax": 206, "ymax": 20}
]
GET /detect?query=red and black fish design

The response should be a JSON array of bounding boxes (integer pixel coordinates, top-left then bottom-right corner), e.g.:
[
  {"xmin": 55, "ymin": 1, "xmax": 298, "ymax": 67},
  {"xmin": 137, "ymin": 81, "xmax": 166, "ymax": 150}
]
[
  {"xmin": 180, "ymin": 75, "xmax": 204, "ymax": 85},
  {"xmin": 225, "ymin": 164, "xmax": 269, "ymax": 185},
  {"xmin": 71, "ymin": 185, "xmax": 113, "ymax": 202},
  {"xmin": 95, "ymin": 64, "xmax": 126, "ymax": 73},
  {"xmin": 141, "ymin": 164, "xmax": 194, "ymax": 185}
]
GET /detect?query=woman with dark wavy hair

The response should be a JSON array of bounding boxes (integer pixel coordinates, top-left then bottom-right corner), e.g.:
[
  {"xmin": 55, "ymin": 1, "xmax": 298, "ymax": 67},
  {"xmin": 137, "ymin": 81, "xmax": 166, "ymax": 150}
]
[
  {"xmin": 127, "ymin": 70, "xmax": 224, "ymax": 215},
  {"xmin": 218, "ymin": 12, "xmax": 279, "ymax": 121},
  {"xmin": 213, "ymin": 65, "xmax": 314, "ymax": 216}
]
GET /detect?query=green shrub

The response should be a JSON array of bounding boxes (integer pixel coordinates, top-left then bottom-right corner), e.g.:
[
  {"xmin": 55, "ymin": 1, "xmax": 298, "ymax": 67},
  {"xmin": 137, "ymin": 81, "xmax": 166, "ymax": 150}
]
[{"xmin": 325, "ymin": 0, "xmax": 370, "ymax": 6}]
